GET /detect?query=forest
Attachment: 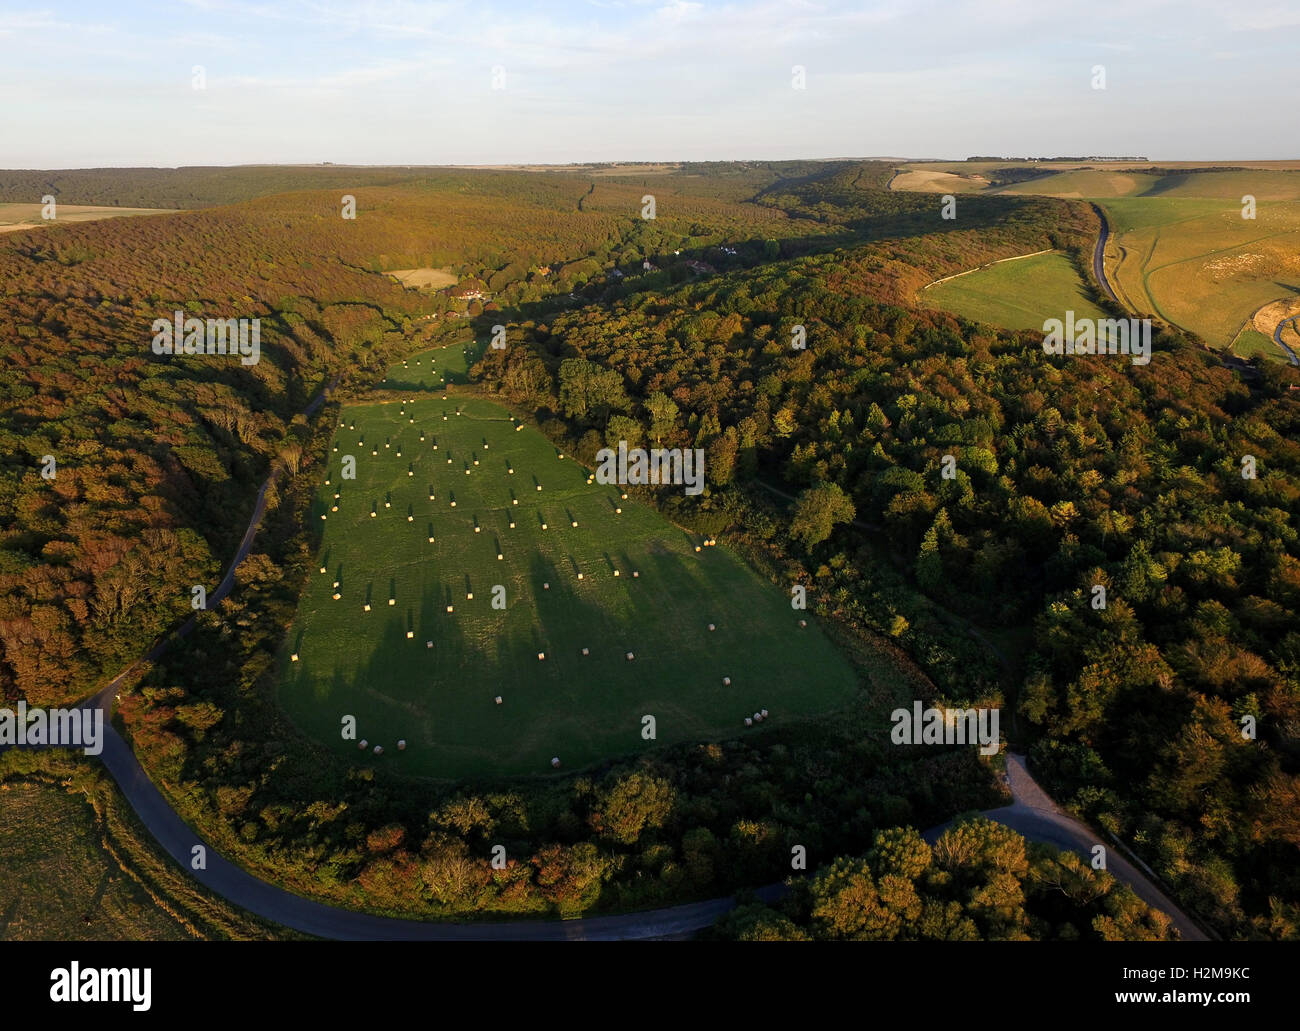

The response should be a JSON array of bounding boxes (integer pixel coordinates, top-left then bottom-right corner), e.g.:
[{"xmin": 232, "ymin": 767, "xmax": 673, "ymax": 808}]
[{"xmin": 3, "ymin": 161, "xmax": 1296, "ymax": 938}]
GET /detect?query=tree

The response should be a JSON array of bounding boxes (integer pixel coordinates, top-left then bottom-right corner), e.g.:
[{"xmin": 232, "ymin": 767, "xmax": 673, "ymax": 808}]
[{"xmin": 789, "ymin": 482, "xmax": 855, "ymax": 550}]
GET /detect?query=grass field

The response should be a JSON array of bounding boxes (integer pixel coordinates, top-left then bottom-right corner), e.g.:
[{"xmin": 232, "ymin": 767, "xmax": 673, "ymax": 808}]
[
  {"xmin": 380, "ymin": 337, "xmax": 488, "ymax": 390},
  {"xmin": 0, "ymin": 781, "xmax": 197, "ymax": 940},
  {"xmin": 0, "ymin": 202, "xmax": 175, "ymax": 233},
  {"xmin": 920, "ymin": 251, "xmax": 1107, "ymax": 331},
  {"xmin": 277, "ymin": 362, "xmax": 860, "ymax": 779},
  {"xmin": 897, "ymin": 165, "xmax": 1300, "ymax": 351},
  {"xmin": 387, "ymin": 267, "xmax": 458, "ymax": 290}
]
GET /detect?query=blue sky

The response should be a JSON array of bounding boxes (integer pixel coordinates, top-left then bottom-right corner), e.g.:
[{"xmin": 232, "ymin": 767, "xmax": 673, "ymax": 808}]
[{"xmin": 0, "ymin": 0, "xmax": 1293, "ymax": 166}]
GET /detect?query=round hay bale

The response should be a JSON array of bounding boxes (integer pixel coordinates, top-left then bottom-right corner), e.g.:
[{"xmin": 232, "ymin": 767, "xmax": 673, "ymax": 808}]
[
  {"xmin": 333, "ymin": 580, "xmax": 340, "ymax": 588},
  {"xmin": 428, "ymin": 536, "xmax": 435, "ymax": 543},
  {"xmin": 388, "ymin": 598, "xmax": 395, "ymax": 606},
  {"xmin": 761, "ymin": 709, "xmax": 769, "ymax": 718},
  {"xmin": 571, "ymin": 520, "xmax": 578, "ymax": 527},
  {"xmin": 373, "ymin": 745, "xmax": 384, "ymax": 756},
  {"xmin": 541, "ymin": 523, "xmax": 548, "ymax": 530},
  {"xmin": 615, "ymin": 507, "xmax": 622, "ymax": 514},
  {"xmin": 450, "ymin": 501, "xmax": 457, "ymax": 507},
  {"xmin": 708, "ymin": 623, "xmax": 715, "ymax": 631},
  {"xmin": 538, "ymin": 652, "xmax": 545, "ymax": 661},
  {"xmin": 581, "ymin": 647, "xmax": 589, "ymax": 656},
  {"xmin": 290, "ymin": 653, "xmax": 299, "ymax": 662},
  {"xmin": 495, "ymin": 696, "xmax": 503, "ymax": 705},
  {"xmin": 332, "ymin": 592, "xmax": 341, "ymax": 600},
  {"xmin": 626, "ymin": 651, "xmax": 634, "ymax": 661},
  {"xmin": 467, "ymin": 592, "xmax": 473, "ymax": 600},
  {"xmin": 446, "ymin": 605, "xmax": 454, "ymax": 613},
  {"xmin": 536, "ymin": 484, "xmax": 543, "ymax": 491},
  {"xmin": 799, "ymin": 619, "xmax": 807, "ymax": 628},
  {"xmin": 426, "ymin": 641, "xmax": 433, "ymax": 648},
  {"xmin": 632, "ymin": 571, "xmax": 639, "ymax": 578},
  {"xmin": 613, "ymin": 570, "xmax": 620, "ymax": 577},
  {"xmin": 744, "ymin": 717, "xmax": 753, "ymax": 727},
  {"xmin": 497, "ymin": 553, "xmax": 504, "ymax": 560},
  {"xmin": 543, "ymin": 582, "xmax": 550, "ymax": 590},
  {"xmin": 319, "ymin": 566, "xmax": 327, "ymax": 573},
  {"xmin": 364, "ymin": 604, "xmax": 371, "ymax": 611},
  {"xmin": 509, "ymin": 521, "xmax": 516, "ymax": 529},
  {"xmin": 474, "ymin": 525, "xmax": 480, "ymax": 532},
  {"xmin": 406, "ymin": 630, "xmax": 414, "ymax": 639},
  {"xmin": 551, "ymin": 757, "xmax": 561, "ymax": 768},
  {"xmin": 359, "ymin": 739, "xmax": 368, "ymax": 749},
  {"xmin": 398, "ymin": 740, "xmax": 406, "ymax": 750},
  {"xmin": 723, "ymin": 676, "xmax": 731, "ymax": 686},
  {"xmin": 576, "ymin": 572, "xmax": 582, "ymax": 579}
]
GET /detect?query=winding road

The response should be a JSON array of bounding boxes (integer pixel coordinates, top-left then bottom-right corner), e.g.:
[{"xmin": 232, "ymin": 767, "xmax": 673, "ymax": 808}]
[
  {"xmin": 1272, "ymin": 315, "xmax": 1300, "ymax": 365},
  {"xmin": 1090, "ymin": 203, "xmax": 1119, "ymax": 303},
  {"xmin": 12, "ymin": 375, "xmax": 1206, "ymax": 941}
]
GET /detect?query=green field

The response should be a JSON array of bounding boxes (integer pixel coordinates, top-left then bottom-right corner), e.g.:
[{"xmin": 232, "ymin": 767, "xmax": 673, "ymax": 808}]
[
  {"xmin": 994, "ymin": 169, "xmax": 1300, "ymax": 349},
  {"xmin": 278, "ymin": 368, "xmax": 860, "ymax": 779},
  {"xmin": 0, "ymin": 782, "xmax": 195, "ymax": 940},
  {"xmin": 379, "ymin": 337, "xmax": 487, "ymax": 390},
  {"xmin": 921, "ymin": 251, "xmax": 1107, "ymax": 332}
]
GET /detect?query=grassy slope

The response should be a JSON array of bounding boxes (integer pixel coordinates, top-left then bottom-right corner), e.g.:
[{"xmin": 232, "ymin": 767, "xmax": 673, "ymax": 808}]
[
  {"xmin": 277, "ymin": 347, "xmax": 860, "ymax": 779},
  {"xmin": 989, "ymin": 169, "xmax": 1300, "ymax": 348},
  {"xmin": 920, "ymin": 251, "xmax": 1107, "ymax": 331},
  {"xmin": 0, "ymin": 782, "xmax": 194, "ymax": 941}
]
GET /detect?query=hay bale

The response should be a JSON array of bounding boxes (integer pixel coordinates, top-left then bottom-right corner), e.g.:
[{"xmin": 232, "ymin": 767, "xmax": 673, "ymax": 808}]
[
  {"xmin": 576, "ymin": 572, "xmax": 582, "ymax": 579},
  {"xmin": 615, "ymin": 507, "xmax": 622, "ymax": 514},
  {"xmin": 359, "ymin": 739, "xmax": 368, "ymax": 749},
  {"xmin": 332, "ymin": 592, "xmax": 341, "ymax": 600},
  {"xmin": 536, "ymin": 484, "xmax": 543, "ymax": 491},
  {"xmin": 799, "ymin": 619, "xmax": 807, "ymax": 628},
  {"xmin": 708, "ymin": 623, "xmax": 716, "ymax": 631},
  {"xmin": 541, "ymin": 523, "xmax": 548, "ymax": 530},
  {"xmin": 543, "ymin": 582, "xmax": 550, "ymax": 590},
  {"xmin": 538, "ymin": 652, "xmax": 545, "ymax": 661},
  {"xmin": 398, "ymin": 740, "xmax": 406, "ymax": 750},
  {"xmin": 426, "ymin": 641, "xmax": 433, "ymax": 648},
  {"xmin": 406, "ymin": 630, "xmax": 414, "ymax": 639},
  {"xmin": 374, "ymin": 746, "xmax": 384, "ymax": 756},
  {"xmin": 320, "ymin": 566, "xmax": 327, "ymax": 573},
  {"xmin": 447, "ymin": 605, "xmax": 454, "ymax": 613},
  {"xmin": 761, "ymin": 709, "xmax": 769, "ymax": 718},
  {"xmin": 291, "ymin": 653, "xmax": 299, "ymax": 662},
  {"xmin": 388, "ymin": 598, "xmax": 396, "ymax": 606},
  {"xmin": 626, "ymin": 652, "xmax": 634, "ymax": 661},
  {"xmin": 581, "ymin": 647, "xmax": 589, "ymax": 656},
  {"xmin": 364, "ymin": 604, "xmax": 371, "ymax": 611},
  {"xmin": 632, "ymin": 571, "xmax": 639, "ymax": 578},
  {"xmin": 497, "ymin": 553, "xmax": 504, "ymax": 560},
  {"xmin": 509, "ymin": 521, "xmax": 515, "ymax": 529},
  {"xmin": 450, "ymin": 501, "xmax": 456, "ymax": 507},
  {"xmin": 613, "ymin": 570, "xmax": 620, "ymax": 577},
  {"xmin": 474, "ymin": 525, "xmax": 480, "ymax": 532},
  {"xmin": 744, "ymin": 717, "xmax": 753, "ymax": 727},
  {"xmin": 428, "ymin": 536, "xmax": 435, "ymax": 543},
  {"xmin": 723, "ymin": 676, "xmax": 731, "ymax": 686},
  {"xmin": 495, "ymin": 696, "xmax": 503, "ymax": 704},
  {"xmin": 551, "ymin": 757, "xmax": 561, "ymax": 768},
  {"xmin": 333, "ymin": 580, "xmax": 340, "ymax": 588},
  {"xmin": 571, "ymin": 520, "xmax": 578, "ymax": 527}
]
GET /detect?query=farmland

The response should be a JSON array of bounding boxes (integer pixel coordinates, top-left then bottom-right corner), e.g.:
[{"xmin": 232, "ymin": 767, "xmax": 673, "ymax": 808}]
[
  {"xmin": 920, "ymin": 250, "xmax": 1107, "ymax": 331},
  {"xmin": 277, "ymin": 356, "xmax": 860, "ymax": 779}
]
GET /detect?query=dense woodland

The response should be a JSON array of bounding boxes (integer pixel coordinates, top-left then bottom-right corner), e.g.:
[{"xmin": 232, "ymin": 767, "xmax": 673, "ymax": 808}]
[
  {"xmin": 712, "ymin": 821, "xmax": 1177, "ymax": 940},
  {"xmin": 3, "ymin": 162, "xmax": 1297, "ymax": 938}
]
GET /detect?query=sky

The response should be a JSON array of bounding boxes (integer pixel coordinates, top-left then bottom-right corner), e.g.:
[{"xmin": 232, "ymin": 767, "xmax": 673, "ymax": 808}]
[{"xmin": 0, "ymin": 0, "xmax": 1295, "ymax": 167}]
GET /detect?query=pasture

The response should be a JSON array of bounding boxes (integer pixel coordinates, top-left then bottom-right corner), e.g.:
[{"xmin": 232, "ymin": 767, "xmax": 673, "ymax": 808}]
[
  {"xmin": 920, "ymin": 251, "xmax": 1107, "ymax": 331},
  {"xmin": 278, "ymin": 381, "xmax": 860, "ymax": 779}
]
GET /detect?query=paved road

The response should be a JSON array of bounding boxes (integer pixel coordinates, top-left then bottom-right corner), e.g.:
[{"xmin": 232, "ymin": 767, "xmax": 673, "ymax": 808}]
[
  {"xmin": 1272, "ymin": 315, "xmax": 1300, "ymax": 366},
  {"xmin": 1090, "ymin": 203, "xmax": 1119, "ymax": 303},
  {"xmin": 924, "ymin": 754, "xmax": 1209, "ymax": 941}
]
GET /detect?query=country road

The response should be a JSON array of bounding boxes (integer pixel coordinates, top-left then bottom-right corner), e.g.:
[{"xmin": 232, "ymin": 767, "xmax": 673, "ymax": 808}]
[
  {"xmin": 924, "ymin": 755, "xmax": 1209, "ymax": 942},
  {"xmin": 1272, "ymin": 315, "xmax": 1300, "ymax": 365},
  {"xmin": 9, "ymin": 374, "xmax": 1205, "ymax": 941},
  {"xmin": 1090, "ymin": 203, "xmax": 1119, "ymax": 303}
]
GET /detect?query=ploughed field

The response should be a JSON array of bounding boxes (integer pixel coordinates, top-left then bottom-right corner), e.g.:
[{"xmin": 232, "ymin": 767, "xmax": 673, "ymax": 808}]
[{"xmin": 277, "ymin": 350, "xmax": 859, "ymax": 779}]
